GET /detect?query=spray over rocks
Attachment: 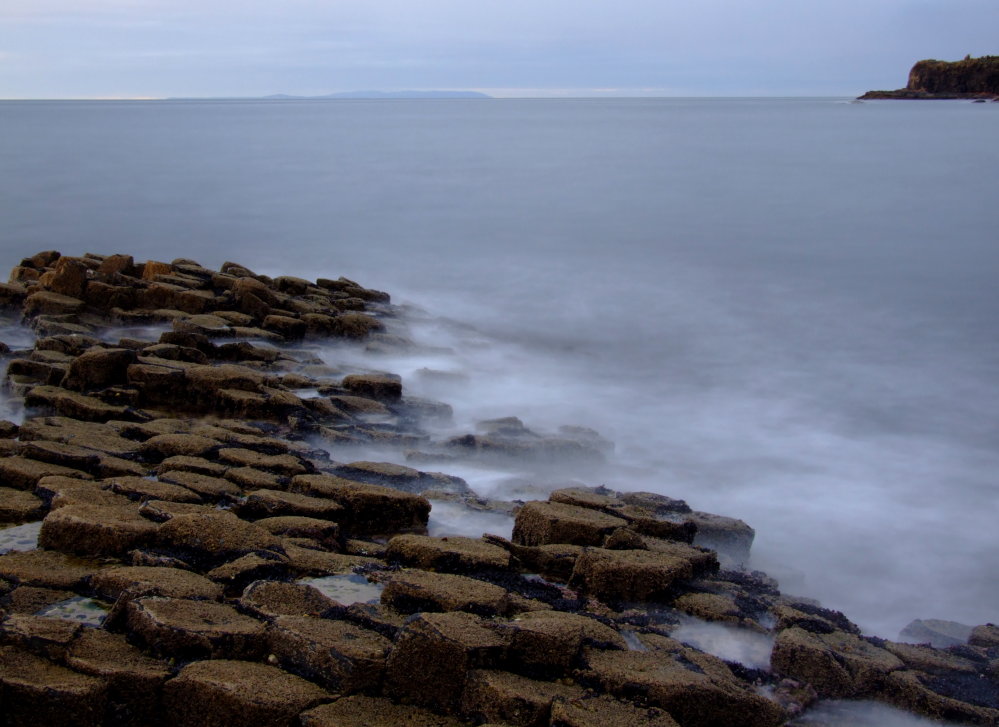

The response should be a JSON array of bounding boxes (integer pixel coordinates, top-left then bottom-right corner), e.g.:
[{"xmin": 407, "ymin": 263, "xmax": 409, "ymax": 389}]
[{"xmin": 0, "ymin": 251, "xmax": 996, "ymax": 726}]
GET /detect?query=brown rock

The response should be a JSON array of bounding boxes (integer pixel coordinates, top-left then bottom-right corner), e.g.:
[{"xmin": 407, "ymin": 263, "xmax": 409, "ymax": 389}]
[
  {"xmin": 141, "ymin": 433, "xmax": 221, "ymax": 460},
  {"xmin": 386, "ymin": 534, "xmax": 511, "ymax": 573},
  {"xmin": 461, "ymin": 669, "xmax": 584, "ymax": 727},
  {"xmin": 254, "ymin": 517, "xmax": 341, "ymax": 548},
  {"xmin": 569, "ymin": 548, "xmax": 694, "ymax": 603},
  {"xmin": 206, "ymin": 553, "xmax": 291, "ymax": 596},
  {"xmin": 550, "ymin": 695, "xmax": 681, "ymax": 727},
  {"xmin": 881, "ymin": 668, "xmax": 999, "ymax": 725},
  {"xmin": 384, "ymin": 611, "xmax": 507, "ymax": 710},
  {"xmin": 239, "ymin": 580, "xmax": 336, "ymax": 620},
  {"xmin": 507, "ymin": 542, "xmax": 584, "ymax": 583},
  {"xmin": 157, "ymin": 455, "xmax": 228, "ymax": 478},
  {"xmin": 105, "ymin": 475, "xmax": 202, "ymax": 503},
  {"xmin": 0, "ymin": 487, "xmax": 45, "ymax": 522},
  {"xmin": 224, "ymin": 466, "xmax": 286, "ymax": 491},
  {"xmin": 0, "ymin": 455, "xmax": 93, "ymax": 490},
  {"xmin": 688, "ymin": 510, "xmax": 755, "ymax": 564},
  {"xmin": 770, "ymin": 626, "xmax": 905, "ymax": 698},
  {"xmin": 217, "ymin": 447, "xmax": 308, "ymax": 476},
  {"xmin": 162, "ymin": 659, "xmax": 331, "ymax": 727},
  {"xmin": 23, "ymin": 290, "xmax": 86, "ymax": 317},
  {"xmin": 970, "ymin": 623, "xmax": 999, "ymax": 648},
  {"xmin": 329, "ymin": 312, "xmax": 384, "ymax": 339},
  {"xmin": 38, "ymin": 502, "xmax": 159, "ymax": 556},
  {"xmin": 157, "ymin": 469, "xmax": 242, "ymax": 500},
  {"xmin": 268, "ymin": 615, "xmax": 392, "ymax": 692},
  {"xmin": 512, "ymin": 501, "xmax": 627, "ymax": 547},
  {"xmin": 140, "ymin": 260, "xmax": 172, "ymax": 280},
  {"xmin": 125, "ymin": 596, "xmax": 266, "ymax": 660},
  {"xmin": 280, "ymin": 544, "xmax": 375, "ymax": 578},
  {"xmin": 126, "ymin": 362, "xmax": 187, "ymax": 402},
  {"xmin": 0, "ymin": 645, "xmax": 106, "ymax": 727},
  {"xmin": 66, "ymin": 628, "xmax": 173, "ymax": 727},
  {"xmin": 262, "ymin": 314, "xmax": 307, "ymax": 339},
  {"xmin": 89, "ymin": 565, "xmax": 223, "ymax": 603},
  {"xmin": 96, "ymin": 254, "xmax": 135, "ymax": 276},
  {"xmin": 24, "ymin": 385, "xmax": 137, "ymax": 422},
  {"xmin": 156, "ymin": 510, "xmax": 285, "ymax": 568},
  {"xmin": 291, "ymin": 474, "xmax": 430, "ymax": 536},
  {"xmin": 0, "ymin": 549, "xmax": 100, "ymax": 590},
  {"xmin": 341, "ymin": 373, "xmax": 402, "ymax": 402},
  {"xmin": 19, "ymin": 416, "xmax": 142, "ymax": 459},
  {"xmin": 62, "ymin": 347, "xmax": 137, "ymax": 391},
  {"xmin": 496, "ymin": 610, "xmax": 626, "ymax": 678},
  {"xmin": 45, "ymin": 256, "xmax": 90, "ymax": 298},
  {"xmin": 4, "ymin": 586, "xmax": 76, "ymax": 615},
  {"xmin": 236, "ymin": 489, "xmax": 344, "ymax": 520},
  {"xmin": 84, "ymin": 280, "xmax": 137, "ymax": 310},
  {"xmin": 381, "ymin": 568, "xmax": 510, "ymax": 616},
  {"xmin": 185, "ymin": 363, "xmax": 266, "ymax": 395},
  {"xmin": 583, "ymin": 645, "xmax": 785, "ymax": 727},
  {"xmin": 0, "ymin": 613, "xmax": 83, "ymax": 661},
  {"xmin": 300, "ymin": 695, "xmax": 466, "ymax": 727}
]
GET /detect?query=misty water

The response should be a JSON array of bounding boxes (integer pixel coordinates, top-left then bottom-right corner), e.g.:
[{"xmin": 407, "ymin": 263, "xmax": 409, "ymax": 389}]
[{"xmin": 1, "ymin": 97, "xmax": 997, "ymax": 640}]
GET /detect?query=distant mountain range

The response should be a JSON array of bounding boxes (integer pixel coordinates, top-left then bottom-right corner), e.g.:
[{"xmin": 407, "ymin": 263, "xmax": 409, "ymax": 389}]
[{"xmin": 263, "ymin": 90, "xmax": 491, "ymax": 100}]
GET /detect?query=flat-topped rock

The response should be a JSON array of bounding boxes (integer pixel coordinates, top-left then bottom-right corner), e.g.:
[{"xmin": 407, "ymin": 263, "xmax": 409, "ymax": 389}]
[
  {"xmin": 300, "ymin": 695, "xmax": 467, "ymax": 727},
  {"xmin": 386, "ymin": 534, "xmax": 511, "ymax": 573},
  {"xmin": 0, "ymin": 455, "xmax": 93, "ymax": 490},
  {"xmin": 0, "ymin": 645, "xmax": 107, "ymax": 727},
  {"xmin": 512, "ymin": 501, "xmax": 628, "ymax": 547},
  {"xmin": 0, "ymin": 549, "xmax": 100, "ymax": 590},
  {"xmin": 89, "ymin": 565, "xmax": 223, "ymax": 603},
  {"xmin": 583, "ymin": 641, "xmax": 786, "ymax": 727},
  {"xmin": 461, "ymin": 669, "xmax": 585, "ymax": 726},
  {"xmin": 569, "ymin": 547, "xmax": 695, "ymax": 603},
  {"xmin": 385, "ymin": 611, "xmax": 507, "ymax": 710},
  {"xmin": 38, "ymin": 502, "xmax": 159, "ymax": 557},
  {"xmin": 771, "ymin": 626, "xmax": 905, "ymax": 698},
  {"xmin": 65, "ymin": 628, "xmax": 173, "ymax": 727},
  {"xmin": 551, "ymin": 695, "xmax": 681, "ymax": 727},
  {"xmin": 125, "ymin": 596, "xmax": 267, "ymax": 660},
  {"xmin": 236, "ymin": 489, "xmax": 344, "ymax": 521},
  {"xmin": 381, "ymin": 568, "xmax": 511, "ymax": 616},
  {"xmin": 239, "ymin": 580, "xmax": 337, "ymax": 620},
  {"xmin": 254, "ymin": 516, "xmax": 341, "ymax": 548},
  {"xmin": 268, "ymin": 615, "xmax": 392, "ymax": 692},
  {"xmin": 290, "ymin": 474, "xmax": 430, "ymax": 536},
  {"xmin": 156, "ymin": 510, "xmax": 285, "ymax": 568},
  {"xmin": 0, "ymin": 613, "xmax": 84, "ymax": 661},
  {"xmin": 340, "ymin": 373, "xmax": 402, "ymax": 402},
  {"xmin": 18, "ymin": 416, "xmax": 144, "ymax": 458},
  {"xmin": 0, "ymin": 487, "xmax": 45, "ymax": 523},
  {"xmin": 162, "ymin": 659, "xmax": 332, "ymax": 727}
]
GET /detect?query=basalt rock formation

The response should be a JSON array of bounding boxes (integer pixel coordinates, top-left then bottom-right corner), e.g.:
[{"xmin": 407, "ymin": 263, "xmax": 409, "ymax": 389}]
[
  {"xmin": 860, "ymin": 55, "xmax": 999, "ymax": 100},
  {"xmin": 1, "ymin": 251, "xmax": 997, "ymax": 726}
]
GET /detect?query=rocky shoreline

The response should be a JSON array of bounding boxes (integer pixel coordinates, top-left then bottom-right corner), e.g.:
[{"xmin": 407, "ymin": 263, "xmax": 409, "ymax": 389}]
[
  {"xmin": 0, "ymin": 251, "xmax": 996, "ymax": 726},
  {"xmin": 859, "ymin": 56, "xmax": 999, "ymax": 100}
]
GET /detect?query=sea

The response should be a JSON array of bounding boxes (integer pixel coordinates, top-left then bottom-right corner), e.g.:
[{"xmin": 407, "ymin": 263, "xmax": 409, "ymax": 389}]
[{"xmin": 1, "ymin": 97, "xmax": 997, "ymax": 643}]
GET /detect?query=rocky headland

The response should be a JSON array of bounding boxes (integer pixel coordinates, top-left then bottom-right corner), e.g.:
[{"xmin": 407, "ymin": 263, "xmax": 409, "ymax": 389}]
[
  {"xmin": 0, "ymin": 251, "xmax": 997, "ymax": 726},
  {"xmin": 860, "ymin": 55, "xmax": 999, "ymax": 100}
]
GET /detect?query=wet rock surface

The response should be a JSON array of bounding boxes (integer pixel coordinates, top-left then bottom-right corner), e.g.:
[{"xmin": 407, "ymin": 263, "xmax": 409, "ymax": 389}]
[{"xmin": 1, "ymin": 252, "xmax": 995, "ymax": 726}]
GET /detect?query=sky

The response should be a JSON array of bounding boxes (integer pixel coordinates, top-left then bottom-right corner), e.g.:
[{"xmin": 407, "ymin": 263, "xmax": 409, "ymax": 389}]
[{"xmin": 0, "ymin": 0, "xmax": 997, "ymax": 98}]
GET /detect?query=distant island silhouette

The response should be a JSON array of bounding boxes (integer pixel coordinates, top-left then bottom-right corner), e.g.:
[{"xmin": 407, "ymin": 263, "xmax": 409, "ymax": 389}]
[{"xmin": 860, "ymin": 55, "xmax": 999, "ymax": 100}]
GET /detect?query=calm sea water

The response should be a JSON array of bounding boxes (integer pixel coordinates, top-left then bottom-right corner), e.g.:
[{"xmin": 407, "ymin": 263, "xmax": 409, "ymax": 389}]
[{"xmin": 1, "ymin": 97, "xmax": 997, "ymax": 637}]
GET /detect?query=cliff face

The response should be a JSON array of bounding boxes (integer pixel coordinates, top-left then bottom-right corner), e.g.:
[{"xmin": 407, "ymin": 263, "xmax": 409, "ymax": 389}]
[{"xmin": 860, "ymin": 56, "xmax": 999, "ymax": 100}]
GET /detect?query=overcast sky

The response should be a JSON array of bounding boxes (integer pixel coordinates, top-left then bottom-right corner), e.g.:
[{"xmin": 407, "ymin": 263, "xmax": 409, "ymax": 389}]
[{"xmin": 1, "ymin": 0, "xmax": 996, "ymax": 98}]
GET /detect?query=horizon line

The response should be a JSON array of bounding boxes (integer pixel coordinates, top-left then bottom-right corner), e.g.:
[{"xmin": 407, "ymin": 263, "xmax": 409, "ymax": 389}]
[{"xmin": 0, "ymin": 92, "xmax": 860, "ymax": 102}]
